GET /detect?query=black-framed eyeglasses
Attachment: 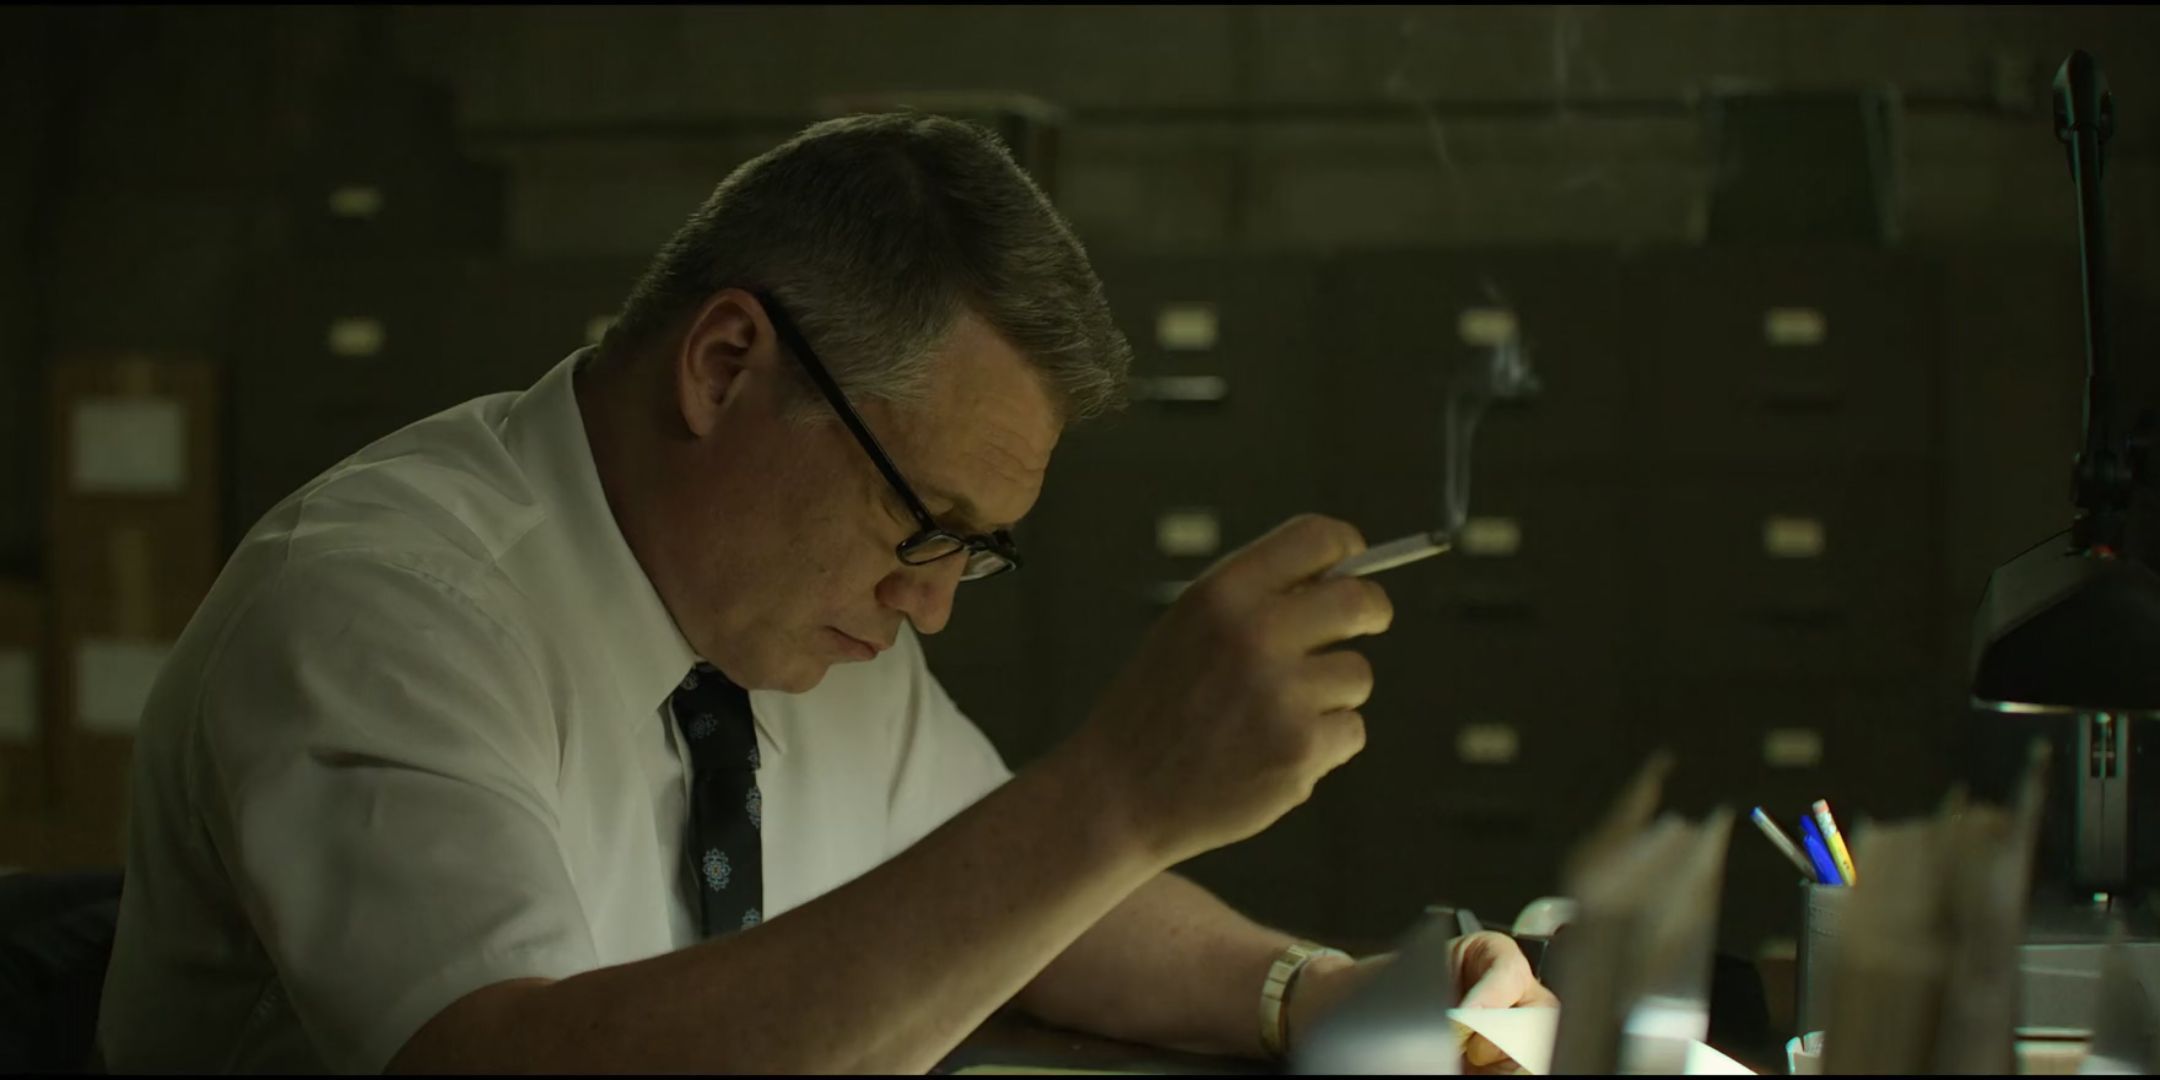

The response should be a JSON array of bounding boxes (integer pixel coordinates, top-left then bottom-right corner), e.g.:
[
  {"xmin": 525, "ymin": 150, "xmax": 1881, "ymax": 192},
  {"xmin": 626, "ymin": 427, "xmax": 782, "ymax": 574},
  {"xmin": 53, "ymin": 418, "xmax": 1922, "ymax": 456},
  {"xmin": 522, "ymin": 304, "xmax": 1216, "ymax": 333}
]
[{"xmin": 755, "ymin": 292, "xmax": 1022, "ymax": 582}]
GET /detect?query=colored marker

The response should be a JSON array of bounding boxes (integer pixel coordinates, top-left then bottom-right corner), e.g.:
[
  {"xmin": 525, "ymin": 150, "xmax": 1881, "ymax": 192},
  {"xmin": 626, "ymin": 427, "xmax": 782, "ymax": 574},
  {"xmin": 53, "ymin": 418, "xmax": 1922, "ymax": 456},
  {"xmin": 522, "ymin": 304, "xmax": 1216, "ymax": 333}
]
[
  {"xmin": 1750, "ymin": 807, "xmax": 1818, "ymax": 881},
  {"xmin": 1799, "ymin": 816, "xmax": 1844, "ymax": 886},
  {"xmin": 1811, "ymin": 800, "xmax": 1859, "ymax": 886}
]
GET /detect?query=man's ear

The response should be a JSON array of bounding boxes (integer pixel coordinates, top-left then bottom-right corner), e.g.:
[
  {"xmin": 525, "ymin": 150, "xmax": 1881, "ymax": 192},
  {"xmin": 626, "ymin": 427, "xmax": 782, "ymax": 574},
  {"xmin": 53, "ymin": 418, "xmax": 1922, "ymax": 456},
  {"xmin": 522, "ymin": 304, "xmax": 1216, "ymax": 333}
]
[{"xmin": 674, "ymin": 287, "xmax": 781, "ymax": 437}]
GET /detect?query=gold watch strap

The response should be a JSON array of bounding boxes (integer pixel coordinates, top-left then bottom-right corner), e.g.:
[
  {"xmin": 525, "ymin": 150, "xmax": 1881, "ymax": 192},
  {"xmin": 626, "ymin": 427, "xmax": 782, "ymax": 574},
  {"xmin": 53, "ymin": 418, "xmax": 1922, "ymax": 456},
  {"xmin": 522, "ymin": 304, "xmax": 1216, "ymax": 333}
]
[{"xmin": 1259, "ymin": 939, "xmax": 1350, "ymax": 1059}]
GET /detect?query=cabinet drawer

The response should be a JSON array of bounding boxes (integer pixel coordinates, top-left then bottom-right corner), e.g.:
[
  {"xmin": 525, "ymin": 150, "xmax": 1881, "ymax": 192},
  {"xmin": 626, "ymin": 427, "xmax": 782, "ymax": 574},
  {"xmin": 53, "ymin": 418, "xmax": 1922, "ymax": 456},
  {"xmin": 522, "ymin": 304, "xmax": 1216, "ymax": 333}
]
[
  {"xmin": 1631, "ymin": 248, "xmax": 1939, "ymax": 464},
  {"xmin": 1634, "ymin": 466, "xmax": 1938, "ymax": 678},
  {"xmin": 1320, "ymin": 249, "xmax": 1634, "ymax": 471},
  {"xmin": 1084, "ymin": 254, "xmax": 1325, "ymax": 466},
  {"xmin": 1627, "ymin": 675, "xmax": 1947, "ymax": 823}
]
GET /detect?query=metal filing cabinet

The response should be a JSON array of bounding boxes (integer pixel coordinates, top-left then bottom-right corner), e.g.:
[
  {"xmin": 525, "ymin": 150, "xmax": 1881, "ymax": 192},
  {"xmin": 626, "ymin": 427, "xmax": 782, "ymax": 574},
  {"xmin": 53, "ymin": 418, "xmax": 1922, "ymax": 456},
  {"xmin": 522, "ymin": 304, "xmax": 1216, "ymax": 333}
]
[
  {"xmin": 1622, "ymin": 247, "xmax": 1948, "ymax": 960},
  {"xmin": 1007, "ymin": 247, "xmax": 1958, "ymax": 955}
]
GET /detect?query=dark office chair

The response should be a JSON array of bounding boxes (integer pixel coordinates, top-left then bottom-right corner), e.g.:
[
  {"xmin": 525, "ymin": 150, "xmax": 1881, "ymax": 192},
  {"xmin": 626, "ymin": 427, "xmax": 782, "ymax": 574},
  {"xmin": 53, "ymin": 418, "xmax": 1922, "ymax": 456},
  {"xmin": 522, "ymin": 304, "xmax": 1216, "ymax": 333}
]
[{"xmin": 0, "ymin": 870, "xmax": 122, "ymax": 1073}]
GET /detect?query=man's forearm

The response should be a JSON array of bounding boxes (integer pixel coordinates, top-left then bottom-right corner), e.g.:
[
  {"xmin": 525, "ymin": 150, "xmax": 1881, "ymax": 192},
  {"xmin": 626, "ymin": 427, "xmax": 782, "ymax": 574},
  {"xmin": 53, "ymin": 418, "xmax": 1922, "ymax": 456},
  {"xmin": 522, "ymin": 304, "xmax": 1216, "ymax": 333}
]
[
  {"xmin": 393, "ymin": 749, "xmax": 1164, "ymax": 1074},
  {"xmin": 1013, "ymin": 871, "xmax": 1347, "ymax": 1059}
]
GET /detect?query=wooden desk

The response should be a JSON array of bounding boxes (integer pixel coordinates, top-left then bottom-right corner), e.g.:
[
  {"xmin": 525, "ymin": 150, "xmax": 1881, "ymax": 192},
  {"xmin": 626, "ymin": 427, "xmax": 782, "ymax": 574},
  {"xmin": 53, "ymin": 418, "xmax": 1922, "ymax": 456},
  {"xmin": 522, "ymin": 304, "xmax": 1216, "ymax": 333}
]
[{"xmin": 937, "ymin": 1009, "xmax": 1274, "ymax": 1075}]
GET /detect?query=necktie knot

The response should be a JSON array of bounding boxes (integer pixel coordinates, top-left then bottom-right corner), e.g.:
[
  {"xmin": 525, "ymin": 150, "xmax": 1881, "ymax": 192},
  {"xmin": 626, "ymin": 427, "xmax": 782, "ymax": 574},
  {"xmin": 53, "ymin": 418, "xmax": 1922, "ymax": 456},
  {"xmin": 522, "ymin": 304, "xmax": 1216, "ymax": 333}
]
[{"xmin": 672, "ymin": 663, "xmax": 759, "ymax": 772}]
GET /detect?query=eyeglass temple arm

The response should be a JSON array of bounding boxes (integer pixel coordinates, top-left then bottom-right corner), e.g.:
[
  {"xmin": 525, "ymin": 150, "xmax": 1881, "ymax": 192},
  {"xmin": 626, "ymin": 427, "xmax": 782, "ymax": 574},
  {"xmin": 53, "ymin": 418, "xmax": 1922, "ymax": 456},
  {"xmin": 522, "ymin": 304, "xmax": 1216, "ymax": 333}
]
[{"xmin": 756, "ymin": 294, "xmax": 942, "ymax": 532}]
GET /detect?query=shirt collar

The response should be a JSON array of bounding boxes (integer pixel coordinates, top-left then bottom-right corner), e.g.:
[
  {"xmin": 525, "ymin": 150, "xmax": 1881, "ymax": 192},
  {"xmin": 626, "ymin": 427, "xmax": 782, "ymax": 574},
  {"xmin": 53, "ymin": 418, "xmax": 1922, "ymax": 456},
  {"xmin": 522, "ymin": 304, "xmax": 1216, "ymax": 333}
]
[{"xmin": 500, "ymin": 348, "xmax": 707, "ymax": 731}]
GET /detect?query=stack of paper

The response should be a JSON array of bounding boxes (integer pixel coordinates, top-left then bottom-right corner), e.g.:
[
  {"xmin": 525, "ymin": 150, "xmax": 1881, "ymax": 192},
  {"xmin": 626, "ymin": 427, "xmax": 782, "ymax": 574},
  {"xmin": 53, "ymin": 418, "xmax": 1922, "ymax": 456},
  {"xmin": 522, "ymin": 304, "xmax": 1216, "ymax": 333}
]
[
  {"xmin": 1819, "ymin": 742, "xmax": 2049, "ymax": 1074},
  {"xmin": 1451, "ymin": 1007, "xmax": 1753, "ymax": 1075},
  {"xmin": 1547, "ymin": 755, "xmax": 1739, "ymax": 1075}
]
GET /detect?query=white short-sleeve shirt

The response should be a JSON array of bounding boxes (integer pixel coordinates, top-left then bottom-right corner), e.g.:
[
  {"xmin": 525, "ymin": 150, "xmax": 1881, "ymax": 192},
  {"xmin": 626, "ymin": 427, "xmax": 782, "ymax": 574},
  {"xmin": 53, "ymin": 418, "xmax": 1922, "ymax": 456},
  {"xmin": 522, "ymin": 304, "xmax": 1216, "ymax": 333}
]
[{"xmin": 95, "ymin": 349, "xmax": 1015, "ymax": 1073}]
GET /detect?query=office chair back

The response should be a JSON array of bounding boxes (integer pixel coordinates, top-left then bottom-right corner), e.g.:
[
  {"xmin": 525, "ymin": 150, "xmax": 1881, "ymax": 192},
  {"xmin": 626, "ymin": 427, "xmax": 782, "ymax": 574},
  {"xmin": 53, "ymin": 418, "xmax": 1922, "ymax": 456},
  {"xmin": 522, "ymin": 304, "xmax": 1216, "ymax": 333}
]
[{"xmin": 0, "ymin": 869, "xmax": 122, "ymax": 1073}]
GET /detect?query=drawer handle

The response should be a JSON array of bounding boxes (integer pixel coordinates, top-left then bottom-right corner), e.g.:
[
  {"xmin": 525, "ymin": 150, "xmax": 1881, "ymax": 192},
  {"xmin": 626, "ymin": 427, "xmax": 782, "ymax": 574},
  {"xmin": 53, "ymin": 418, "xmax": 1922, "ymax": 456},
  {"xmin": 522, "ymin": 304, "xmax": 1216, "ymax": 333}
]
[
  {"xmin": 1764, "ymin": 306, "xmax": 1827, "ymax": 347},
  {"xmin": 1155, "ymin": 510, "xmax": 1221, "ymax": 558},
  {"xmin": 1156, "ymin": 303, "xmax": 1219, "ymax": 351},
  {"xmin": 1763, "ymin": 516, "xmax": 1826, "ymax": 559},
  {"xmin": 1764, "ymin": 728, "xmax": 1824, "ymax": 769},
  {"xmin": 326, "ymin": 317, "xmax": 386, "ymax": 357},
  {"xmin": 327, "ymin": 184, "xmax": 383, "ymax": 219},
  {"xmin": 1130, "ymin": 375, "xmax": 1229, "ymax": 404},
  {"xmin": 1457, "ymin": 723, "xmax": 1521, "ymax": 765}
]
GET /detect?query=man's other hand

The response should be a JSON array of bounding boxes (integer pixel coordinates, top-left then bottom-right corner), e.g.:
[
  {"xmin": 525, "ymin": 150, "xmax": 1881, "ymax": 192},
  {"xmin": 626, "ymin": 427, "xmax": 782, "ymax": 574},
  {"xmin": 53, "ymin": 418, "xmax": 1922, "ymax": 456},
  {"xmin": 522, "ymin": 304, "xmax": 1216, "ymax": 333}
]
[
  {"xmin": 1287, "ymin": 933, "xmax": 1559, "ymax": 1074},
  {"xmin": 1453, "ymin": 931, "xmax": 1560, "ymax": 1073}
]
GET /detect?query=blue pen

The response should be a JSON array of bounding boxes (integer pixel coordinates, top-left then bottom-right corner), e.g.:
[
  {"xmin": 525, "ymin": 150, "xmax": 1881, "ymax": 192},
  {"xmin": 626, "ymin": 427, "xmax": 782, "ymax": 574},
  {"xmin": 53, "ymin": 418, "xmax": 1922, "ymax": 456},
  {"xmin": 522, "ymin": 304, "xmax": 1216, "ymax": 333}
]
[{"xmin": 1799, "ymin": 816, "xmax": 1845, "ymax": 886}]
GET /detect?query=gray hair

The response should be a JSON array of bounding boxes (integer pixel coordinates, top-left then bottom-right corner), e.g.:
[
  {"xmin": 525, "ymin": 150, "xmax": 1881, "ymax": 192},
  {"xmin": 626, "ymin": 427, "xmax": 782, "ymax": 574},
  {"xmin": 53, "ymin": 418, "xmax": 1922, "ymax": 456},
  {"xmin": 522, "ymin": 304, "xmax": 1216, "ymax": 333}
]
[{"xmin": 599, "ymin": 111, "xmax": 1131, "ymax": 425}]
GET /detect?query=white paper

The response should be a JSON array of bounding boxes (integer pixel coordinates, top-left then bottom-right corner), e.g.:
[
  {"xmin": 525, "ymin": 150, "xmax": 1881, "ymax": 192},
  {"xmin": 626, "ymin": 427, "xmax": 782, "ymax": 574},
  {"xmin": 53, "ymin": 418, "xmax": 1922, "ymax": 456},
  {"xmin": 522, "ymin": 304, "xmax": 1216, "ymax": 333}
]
[
  {"xmin": 72, "ymin": 398, "xmax": 187, "ymax": 494},
  {"xmin": 1129, "ymin": 375, "xmax": 1227, "ymax": 403},
  {"xmin": 1451, "ymin": 1007, "xmax": 1559, "ymax": 1073},
  {"xmin": 0, "ymin": 648, "xmax": 35, "ymax": 744},
  {"xmin": 1449, "ymin": 1008, "xmax": 1754, "ymax": 1075},
  {"xmin": 1683, "ymin": 1040, "xmax": 1757, "ymax": 1074},
  {"xmin": 75, "ymin": 640, "xmax": 171, "ymax": 734}
]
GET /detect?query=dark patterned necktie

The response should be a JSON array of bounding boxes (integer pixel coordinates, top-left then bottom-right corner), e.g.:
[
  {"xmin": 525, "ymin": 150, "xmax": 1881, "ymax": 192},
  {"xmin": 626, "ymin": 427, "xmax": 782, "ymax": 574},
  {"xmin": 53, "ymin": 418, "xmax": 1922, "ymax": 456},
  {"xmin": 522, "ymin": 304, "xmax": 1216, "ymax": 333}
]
[{"xmin": 671, "ymin": 661, "xmax": 764, "ymax": 937}]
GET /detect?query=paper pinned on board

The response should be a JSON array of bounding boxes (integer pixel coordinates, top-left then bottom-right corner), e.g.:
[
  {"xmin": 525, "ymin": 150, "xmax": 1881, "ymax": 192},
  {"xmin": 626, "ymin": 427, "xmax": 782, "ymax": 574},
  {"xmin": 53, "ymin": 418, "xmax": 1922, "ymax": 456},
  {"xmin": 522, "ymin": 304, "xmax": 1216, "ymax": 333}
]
[{"xmin": 1448, "ymin": 1008, "xmax": 1754, "ymax": 1076}]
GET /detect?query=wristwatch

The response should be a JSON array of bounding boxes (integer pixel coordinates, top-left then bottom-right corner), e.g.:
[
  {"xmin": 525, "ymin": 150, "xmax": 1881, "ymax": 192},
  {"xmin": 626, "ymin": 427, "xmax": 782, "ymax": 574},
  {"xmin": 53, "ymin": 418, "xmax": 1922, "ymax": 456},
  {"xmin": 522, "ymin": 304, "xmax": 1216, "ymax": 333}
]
[{"xmin": 1259, "ymin": 939, "xmax": 1351, "ymax": 1059}]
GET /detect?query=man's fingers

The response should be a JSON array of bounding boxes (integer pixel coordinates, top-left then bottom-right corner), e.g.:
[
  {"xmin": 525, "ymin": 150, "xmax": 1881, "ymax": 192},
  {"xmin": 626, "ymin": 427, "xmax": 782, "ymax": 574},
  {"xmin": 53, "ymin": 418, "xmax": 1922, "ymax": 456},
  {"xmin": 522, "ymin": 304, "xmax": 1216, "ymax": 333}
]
[
  {"xmin": 1464, "ymin": 1033, "xmax": 1509, "ymax": 1067},
  {"xmin": 1314, "ymin": 709, "xmax": 1367, "ymax": 772},
  {"xmin": 1270, "ymin": 576, "xmax": 1394, "ymax": 653},
  {"xmin": 1298, "ymin": 650, "xmax": 1376, "ymax": 714},
  {"xmin": 1455, "ymin": 932, "xmax": 1542, "ymax": 1009},
  {"xmin": 1216, "ymin": 515, "xmax": 1367, "ymax": 593}
]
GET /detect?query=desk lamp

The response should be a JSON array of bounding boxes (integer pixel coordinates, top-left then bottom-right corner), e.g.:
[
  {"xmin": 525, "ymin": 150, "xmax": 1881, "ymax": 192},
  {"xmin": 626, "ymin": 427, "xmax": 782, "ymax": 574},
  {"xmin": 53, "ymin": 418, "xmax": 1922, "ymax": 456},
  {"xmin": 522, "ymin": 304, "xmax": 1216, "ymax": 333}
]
[{"xmin": 1967, "ymin": 50, "xmax": 2160, "ymax": 931}]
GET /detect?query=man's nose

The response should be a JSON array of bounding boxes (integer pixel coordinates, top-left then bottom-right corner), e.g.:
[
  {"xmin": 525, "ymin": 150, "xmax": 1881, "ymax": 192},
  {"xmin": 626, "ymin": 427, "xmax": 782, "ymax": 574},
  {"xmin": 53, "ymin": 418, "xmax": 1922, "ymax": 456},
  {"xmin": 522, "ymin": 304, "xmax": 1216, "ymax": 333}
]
[{"xmin": 878, "ymin": 556, "xmax": 965, "ymax": 635}]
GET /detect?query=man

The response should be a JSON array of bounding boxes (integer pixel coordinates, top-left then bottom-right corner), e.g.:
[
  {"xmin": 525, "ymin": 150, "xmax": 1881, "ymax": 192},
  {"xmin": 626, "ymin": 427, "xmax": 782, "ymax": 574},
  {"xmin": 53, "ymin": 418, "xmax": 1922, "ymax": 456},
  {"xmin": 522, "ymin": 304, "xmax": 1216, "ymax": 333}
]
[{"xmin": 97, "ymin": 112, "xmax": 1553, "ymax": 1073}]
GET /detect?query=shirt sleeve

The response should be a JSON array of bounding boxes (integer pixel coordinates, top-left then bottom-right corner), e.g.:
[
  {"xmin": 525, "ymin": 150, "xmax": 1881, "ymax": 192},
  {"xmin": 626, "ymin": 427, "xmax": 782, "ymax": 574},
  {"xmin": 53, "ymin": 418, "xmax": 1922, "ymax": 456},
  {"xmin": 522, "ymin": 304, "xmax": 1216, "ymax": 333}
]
[
  {"xmin": 883, "ymin": 626, "xmax": 1016, "ymax": 860},
  {"xmin": 194, "ymin": 552, "xmax": 600, "ymax": 1074}
]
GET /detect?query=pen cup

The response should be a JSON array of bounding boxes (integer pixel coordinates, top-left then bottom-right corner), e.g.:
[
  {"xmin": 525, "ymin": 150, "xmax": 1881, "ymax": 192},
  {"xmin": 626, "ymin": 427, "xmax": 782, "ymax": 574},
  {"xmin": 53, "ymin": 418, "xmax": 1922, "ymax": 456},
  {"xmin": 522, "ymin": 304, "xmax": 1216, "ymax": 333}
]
[{"xmin": 1795, "ymin": 880, "xmax": 1848, "ymax": 1037}]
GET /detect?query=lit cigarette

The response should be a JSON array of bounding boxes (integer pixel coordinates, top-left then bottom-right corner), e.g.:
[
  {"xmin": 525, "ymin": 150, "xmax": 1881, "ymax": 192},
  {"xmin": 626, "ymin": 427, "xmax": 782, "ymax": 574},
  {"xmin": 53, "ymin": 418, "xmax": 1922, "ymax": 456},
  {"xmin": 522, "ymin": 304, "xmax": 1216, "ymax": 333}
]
[{"xmin": 1325, "ymin": 530, "xmax": 1452, "ymax": 578}]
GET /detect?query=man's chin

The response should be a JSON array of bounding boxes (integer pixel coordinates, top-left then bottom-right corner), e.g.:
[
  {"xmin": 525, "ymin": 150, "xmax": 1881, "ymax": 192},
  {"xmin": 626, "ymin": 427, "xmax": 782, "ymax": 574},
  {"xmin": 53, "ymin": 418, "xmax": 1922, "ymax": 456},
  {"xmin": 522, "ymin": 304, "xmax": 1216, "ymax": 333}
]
[{"xmin": 766, "ymin": 657, "xmax": 835, "ymax": 695}]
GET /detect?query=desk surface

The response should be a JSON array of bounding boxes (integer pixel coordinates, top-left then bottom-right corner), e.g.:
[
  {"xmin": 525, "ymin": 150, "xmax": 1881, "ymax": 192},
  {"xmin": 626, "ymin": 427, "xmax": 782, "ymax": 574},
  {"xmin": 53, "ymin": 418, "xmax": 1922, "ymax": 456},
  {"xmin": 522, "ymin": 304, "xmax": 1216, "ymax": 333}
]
[{"xmin": 938, "ymin": 1010, "xmax": 1273, "ymax": 1076}]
